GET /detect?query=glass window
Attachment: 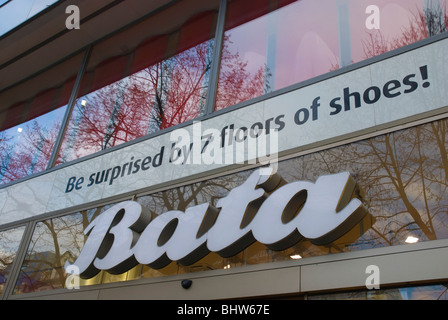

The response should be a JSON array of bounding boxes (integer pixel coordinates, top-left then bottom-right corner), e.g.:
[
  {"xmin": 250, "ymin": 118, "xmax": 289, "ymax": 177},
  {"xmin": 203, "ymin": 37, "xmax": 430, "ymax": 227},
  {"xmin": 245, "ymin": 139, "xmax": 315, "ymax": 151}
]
[
  {"xmin": 276, "ymin": 119, "xmax": 448, "ymax": 254},
  {"xmin": 350, "ymin": 0, "xmax": 447, "ymax": 63},
  {"xmin": 13, "ymin": 212, "xmax": 86, "ymax": 294},
  {"xmin": 215, "ymin": 0, "xmax": 340, "ymax": 110},
  {"xmin": 0, "ymin": 53, "xmax": 83, "ymax": 185},
  {"xmin": 215, "ymin": 0, "xmax": 448, "ymax": 111},
  {"xmin": 12, "ymin": 203, "xmax": 122, "ymax": 294},
  {"xmin": 0, "ymin": 106, "xmax": 66, "ymax": 184},
  {"xmin": 0, "ymin": 226, "xmax": 26, "ymax": 295},
  {"xmin": 56, "ymin": 8, "xmax": 218, "ymax": 165}
]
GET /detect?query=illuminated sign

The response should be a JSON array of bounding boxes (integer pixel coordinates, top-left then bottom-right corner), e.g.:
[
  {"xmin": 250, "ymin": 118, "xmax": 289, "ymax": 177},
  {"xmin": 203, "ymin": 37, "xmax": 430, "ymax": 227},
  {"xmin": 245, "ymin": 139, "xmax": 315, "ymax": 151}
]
[{"xmin": 66, "ymin": 168, "xmax": 369, "ymax": 279}]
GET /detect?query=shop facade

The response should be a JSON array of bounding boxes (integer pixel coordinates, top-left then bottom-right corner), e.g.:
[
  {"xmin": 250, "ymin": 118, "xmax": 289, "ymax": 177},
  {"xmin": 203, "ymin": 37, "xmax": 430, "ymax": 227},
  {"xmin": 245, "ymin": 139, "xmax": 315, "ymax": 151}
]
[{"xmin": 0, "ymin": 0, "xmax": 448, "ymax": 300}]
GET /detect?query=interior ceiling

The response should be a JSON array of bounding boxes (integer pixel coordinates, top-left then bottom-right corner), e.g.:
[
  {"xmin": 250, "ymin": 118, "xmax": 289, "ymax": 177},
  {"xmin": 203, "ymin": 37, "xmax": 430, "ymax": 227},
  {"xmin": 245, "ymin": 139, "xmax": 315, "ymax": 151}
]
[{"xmin": 0, "ymin": 0, "xmax": 176, "ymax": 93}]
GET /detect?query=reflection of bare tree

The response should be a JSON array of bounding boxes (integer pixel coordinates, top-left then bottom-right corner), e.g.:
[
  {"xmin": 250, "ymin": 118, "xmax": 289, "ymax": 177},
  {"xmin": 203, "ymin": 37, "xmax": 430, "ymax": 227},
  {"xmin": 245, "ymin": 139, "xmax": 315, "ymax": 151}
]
[
  {"xmin": 58, "ymin": 41, "xmax": 214, "ymax": 162},
  {"xmin": 363, "ymin": 133, "xmax": 437, "ymax": 241},
  {"xmin": 13, "ymin": 201, "xmax": 129, "ymax": 294},
  {"xmin": 0, "ymin": 227, "xmax": 26, "ymax": 293},
  {"xmin": 363, "ymin": 4, "xmax": 447, "ymax": 59},
  {"xmin": 0, "ymin": 119, "xmax": 60, "ymax": 184},
  {"xmin": 291, "ymin": 119, "xmax": 448, "ymax": 250},
  {"xmin": 136, "ymin": 172, "xmax": 250, "ymax": 276},
  {"xmin": 57, "ymin": 30, "xmax": 269, "ymax": 163},
  {"xmin": 215, "ymin": 34, "xmax": 268, "ymax": 110},
  {"xmin": 430, "ymin": 120, "xmax": 448, "ymax": 180},
  {"xmin": 14, "ymin": 209, "xmax": 99, "ymax": 293},
  {"xmin": 12, "ymin": 174, "xmax": 243, "ymax": 293},
  {"xmin": 138, "ymin": 172, "xmax": 244, "ymax": 215}
]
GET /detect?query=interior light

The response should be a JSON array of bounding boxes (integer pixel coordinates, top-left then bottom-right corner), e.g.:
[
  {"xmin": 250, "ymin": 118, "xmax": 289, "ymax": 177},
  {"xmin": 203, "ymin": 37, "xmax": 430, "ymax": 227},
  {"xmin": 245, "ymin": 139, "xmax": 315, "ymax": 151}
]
[
  {"xmin": 223, "ymin": 264, "xmax": 231, "ymax": 269},
  {"xmin": 81, "ymin": 99, "xmax": 87, "ymax": 106},
  {"xmin": 405, "ymin": 236, "xmax": 419, "ymax": 243},
  {"xmin": 17, "ymin": 127, "xmax": 23, "ymax": 133},
  {"xmin": 290, "ymin": 254, "xmax": 302, "ymax": 260}
]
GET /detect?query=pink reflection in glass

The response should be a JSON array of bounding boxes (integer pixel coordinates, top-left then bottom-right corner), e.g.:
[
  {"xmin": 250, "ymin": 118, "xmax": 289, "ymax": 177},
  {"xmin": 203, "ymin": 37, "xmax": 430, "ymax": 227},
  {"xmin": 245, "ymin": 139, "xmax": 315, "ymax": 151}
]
[
  {"xmin": 56, "ymin": 12, "xmax": 215, "ymax": 165},
  {"xmin": 0, "ymin": 106, "xmax": 66, "ymax": 184},
  {"xmin": 216, "ymin": 0, "xmax": 339, "ymax": 110},
  {"xmin": 350, "ymin": 0, "xmax": 446, "ymax": 63}
]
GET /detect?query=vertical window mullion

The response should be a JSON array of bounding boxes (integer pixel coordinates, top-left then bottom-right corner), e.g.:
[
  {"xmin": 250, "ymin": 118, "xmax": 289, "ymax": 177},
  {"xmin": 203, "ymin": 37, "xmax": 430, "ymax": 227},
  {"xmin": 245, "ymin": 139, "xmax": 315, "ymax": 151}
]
[
  {"xmin": 204, "ymin": 0, "xmax": 228, "ymax": 115},
  {"xmin": 46, "ymin": 46, "xmax": 92, "ymax": 170},
  {"xmin": 265, "ymin": 6, "xmax": 278, "ymax": 94},
  {"xmin": 337, "ymin": 0, "xmax": 353, "ymax": 68}
]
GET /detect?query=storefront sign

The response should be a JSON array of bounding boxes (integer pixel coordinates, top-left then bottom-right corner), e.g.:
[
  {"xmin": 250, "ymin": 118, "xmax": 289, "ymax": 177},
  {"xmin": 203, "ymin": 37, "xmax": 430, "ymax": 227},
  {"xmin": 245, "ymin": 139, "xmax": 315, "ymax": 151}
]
[
  {"xmin": 66, "ymin": 168, "xmax": 368, "ymax": 279},
  {"xmin": 1, "ymin": 38, "xmax": 447, "ymax": 226}
]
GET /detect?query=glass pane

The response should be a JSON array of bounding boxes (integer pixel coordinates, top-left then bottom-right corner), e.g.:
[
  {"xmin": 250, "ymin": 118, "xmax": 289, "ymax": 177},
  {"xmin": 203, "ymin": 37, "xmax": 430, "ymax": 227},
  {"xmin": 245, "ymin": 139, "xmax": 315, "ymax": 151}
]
[
  {"xmin": 350, "ymin": 0, "xmax": 447, "ymax": 63},
  {"xmin": 0, "ymin": 106, "xmax": 66, "ymax": 184},
  {"xmin": 215, "ymin": 0, "xmax": 448, "ymax": 111},
  {"xmin": 0, "ymin": 52, "xmax": 83, "ymax": 184},
  {"xmin": 215, "ymin": 0, "xmax": 339, "ymax": 110},
  {"xmin": 263, "ymin": 121, "xmax": 448, "ymax": 259},
  {"xmin": 0, "ymin": 226, "xmax": 26, "ymax": 295},
  {"xmin": 56, "ymin": 11, "xmax": 217, "ymax": 165},
  {"xmin": 12, "ymin": 203, "xmax": 124, "ymax": 294}
]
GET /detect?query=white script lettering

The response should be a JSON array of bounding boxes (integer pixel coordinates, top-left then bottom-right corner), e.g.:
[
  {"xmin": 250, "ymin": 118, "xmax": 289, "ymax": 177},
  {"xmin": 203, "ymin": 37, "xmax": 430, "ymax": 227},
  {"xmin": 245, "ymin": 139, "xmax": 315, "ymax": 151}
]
[{"xmin": 66, "ymin": 169, "xmax": 368, "ymax": 278}]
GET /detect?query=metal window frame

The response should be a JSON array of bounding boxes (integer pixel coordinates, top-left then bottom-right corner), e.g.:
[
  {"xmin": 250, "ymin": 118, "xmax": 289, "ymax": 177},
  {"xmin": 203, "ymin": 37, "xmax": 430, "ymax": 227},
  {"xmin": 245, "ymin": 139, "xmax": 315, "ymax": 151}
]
[{"xmin": 46, "ymin": 45, "xmax": 92, "ymax": 170}]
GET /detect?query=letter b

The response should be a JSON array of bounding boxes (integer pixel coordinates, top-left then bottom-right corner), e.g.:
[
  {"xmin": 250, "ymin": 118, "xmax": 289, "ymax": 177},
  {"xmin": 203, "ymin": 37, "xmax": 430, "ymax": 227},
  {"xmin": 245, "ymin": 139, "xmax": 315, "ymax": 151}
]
[
  {"xmin": 65, "ymin": 201, "xmax": 151, "ymax": 278},
  {"xmin": 65, "ymin": 176, "xmax": 76, "ymax": 193}
]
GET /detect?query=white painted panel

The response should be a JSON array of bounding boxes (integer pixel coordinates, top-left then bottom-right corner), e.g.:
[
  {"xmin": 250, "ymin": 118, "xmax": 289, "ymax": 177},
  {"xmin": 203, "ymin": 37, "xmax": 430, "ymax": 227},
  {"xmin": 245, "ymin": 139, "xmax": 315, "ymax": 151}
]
[{"xmin": 301, "ymin": 246, "xmax": 448, "ymax": 292}]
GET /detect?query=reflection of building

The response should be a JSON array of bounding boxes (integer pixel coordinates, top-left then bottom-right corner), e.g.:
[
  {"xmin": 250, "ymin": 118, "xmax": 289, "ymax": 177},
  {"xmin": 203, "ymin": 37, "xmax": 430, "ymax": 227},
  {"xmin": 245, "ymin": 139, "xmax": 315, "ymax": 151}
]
[
  {"xmin": 14, "ymin": 250, "xmax": 73, "ymax": 294},
  {"xmin": 0, "ymin": 0, "xmax": 448, "ymax": 300}
]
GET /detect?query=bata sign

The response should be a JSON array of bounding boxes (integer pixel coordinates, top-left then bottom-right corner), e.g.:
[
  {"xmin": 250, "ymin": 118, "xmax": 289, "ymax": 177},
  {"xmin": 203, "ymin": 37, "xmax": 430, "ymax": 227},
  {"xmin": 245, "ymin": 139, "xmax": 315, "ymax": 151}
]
[{"xmin": 66, "ymin": 169, "xmax": 368, "ymax": 279}]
